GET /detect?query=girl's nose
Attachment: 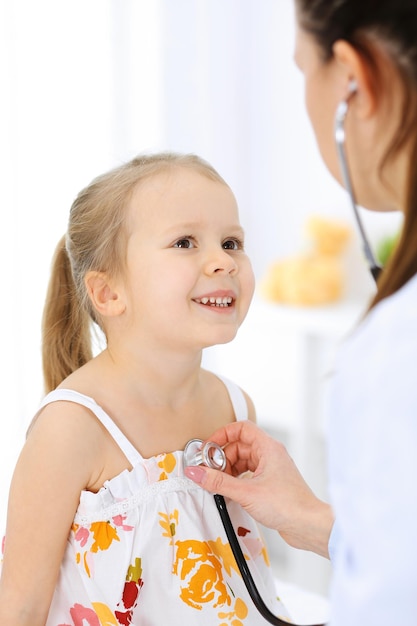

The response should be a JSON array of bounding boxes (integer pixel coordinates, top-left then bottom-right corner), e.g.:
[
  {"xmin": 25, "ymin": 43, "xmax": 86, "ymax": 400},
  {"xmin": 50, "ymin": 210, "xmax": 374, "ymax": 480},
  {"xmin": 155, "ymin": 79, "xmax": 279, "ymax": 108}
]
[{"xmin": 204, "ymin": 248, "xmax": 238, "ymax": 275}]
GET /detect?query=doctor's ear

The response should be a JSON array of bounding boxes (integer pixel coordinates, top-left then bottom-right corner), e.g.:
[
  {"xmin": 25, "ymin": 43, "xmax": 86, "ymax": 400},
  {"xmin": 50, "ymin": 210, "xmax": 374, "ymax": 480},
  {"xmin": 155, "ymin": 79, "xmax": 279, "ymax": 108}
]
[
  {"xmin": 84, "ymin": 271, "xmax": 126, "ymax": 318},
  {"xmin": 348, "ymin": 79, "xmax": 358, "ymax": 95},
  {"xmin": 333, "ymin": 40, "xmax": 378, "ymax": 118}
]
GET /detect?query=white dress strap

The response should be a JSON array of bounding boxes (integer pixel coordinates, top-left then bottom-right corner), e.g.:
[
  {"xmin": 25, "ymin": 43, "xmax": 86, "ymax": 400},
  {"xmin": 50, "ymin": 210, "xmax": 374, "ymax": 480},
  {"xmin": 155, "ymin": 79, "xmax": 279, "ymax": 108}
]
[
  {"xmin": 38, "ymin": 378, "xmax": 247, "ymax": 465},
  {"xmin": 217, "ymin": 375, "xmax": 248, "ymax": 421},
  {"xmin": 38, "ymin": 389, "xmax": 143, "ymax": 467}
]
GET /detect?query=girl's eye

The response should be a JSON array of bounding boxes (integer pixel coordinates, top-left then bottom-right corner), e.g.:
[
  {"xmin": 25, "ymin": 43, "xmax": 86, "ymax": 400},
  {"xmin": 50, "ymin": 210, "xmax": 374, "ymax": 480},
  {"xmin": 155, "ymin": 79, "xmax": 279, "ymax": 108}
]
[
  {"xmin": 223, "ymin": 238, "xmax": 243, "ymax": 251},
  {"xmin": 174, "ymin": 237, "xmax": 195, "ymax": 249}
]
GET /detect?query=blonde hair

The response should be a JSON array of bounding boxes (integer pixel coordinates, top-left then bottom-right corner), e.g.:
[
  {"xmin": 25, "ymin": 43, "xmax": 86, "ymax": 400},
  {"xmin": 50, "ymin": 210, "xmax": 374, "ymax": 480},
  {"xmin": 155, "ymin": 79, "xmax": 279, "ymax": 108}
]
[{"xmin": 42, "ymin": 152, "xmax": 227, "ymax": 392}]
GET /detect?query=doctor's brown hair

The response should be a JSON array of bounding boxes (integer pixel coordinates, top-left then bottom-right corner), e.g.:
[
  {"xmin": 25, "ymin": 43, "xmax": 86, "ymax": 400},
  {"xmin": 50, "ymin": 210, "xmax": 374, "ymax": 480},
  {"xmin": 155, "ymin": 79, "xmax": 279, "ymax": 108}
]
[
  {"xmin": 296, "ymin": 0, "xmax": 417, "ymax": 308},
  {"xmin": 42, "ymin": 153, "xmax": 227, "ymax": 393}
]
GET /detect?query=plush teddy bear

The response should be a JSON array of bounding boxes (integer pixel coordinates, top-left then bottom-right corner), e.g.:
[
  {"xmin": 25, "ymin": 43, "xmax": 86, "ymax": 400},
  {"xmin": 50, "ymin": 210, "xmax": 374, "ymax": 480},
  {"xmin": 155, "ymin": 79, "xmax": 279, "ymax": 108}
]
[{"xmin": 260, "ymin": 215, "xmax": 352, "ymax": 306}]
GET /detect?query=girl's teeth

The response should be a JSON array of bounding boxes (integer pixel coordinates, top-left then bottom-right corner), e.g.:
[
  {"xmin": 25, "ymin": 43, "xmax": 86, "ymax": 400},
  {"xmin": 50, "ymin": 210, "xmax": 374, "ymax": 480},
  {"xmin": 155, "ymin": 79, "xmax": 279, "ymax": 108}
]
[{"xmin": 195, "ymin": 296, "xmax": 233, "ymax": 307}]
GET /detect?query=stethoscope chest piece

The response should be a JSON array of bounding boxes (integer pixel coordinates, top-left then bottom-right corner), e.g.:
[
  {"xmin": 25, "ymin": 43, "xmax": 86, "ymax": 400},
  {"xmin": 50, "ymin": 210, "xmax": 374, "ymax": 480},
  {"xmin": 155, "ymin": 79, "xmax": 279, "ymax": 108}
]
[{"xmin": 183, "ymin": 438, "xmax": 227, "ymax": 472}]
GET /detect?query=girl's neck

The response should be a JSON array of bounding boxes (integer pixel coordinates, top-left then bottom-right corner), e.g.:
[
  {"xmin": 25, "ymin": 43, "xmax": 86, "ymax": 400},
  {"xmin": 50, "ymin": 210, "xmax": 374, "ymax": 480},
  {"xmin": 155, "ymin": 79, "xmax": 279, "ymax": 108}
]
[
  {"xmin": 59, "ymin": 345, "xmax": 232, "ymax": 459},
  {"xmin": 95, "ymin": 345, "xmax": 204, "ymax": 408}
]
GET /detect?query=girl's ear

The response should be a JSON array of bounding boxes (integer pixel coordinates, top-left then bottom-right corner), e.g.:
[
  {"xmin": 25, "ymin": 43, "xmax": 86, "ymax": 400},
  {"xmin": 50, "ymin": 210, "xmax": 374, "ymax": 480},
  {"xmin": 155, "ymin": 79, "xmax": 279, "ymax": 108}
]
[
  {"xmin": 84, "ymin": 271, "xmax": 126, "ymax": 318},
  {"xmin": 332, "ymin": 40, "xmax": 378, "ymax": 119}
]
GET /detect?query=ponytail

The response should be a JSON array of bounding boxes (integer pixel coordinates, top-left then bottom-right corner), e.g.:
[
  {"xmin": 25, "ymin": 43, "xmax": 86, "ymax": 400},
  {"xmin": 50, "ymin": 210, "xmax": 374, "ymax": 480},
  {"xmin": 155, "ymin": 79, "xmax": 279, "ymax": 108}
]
[
  {"xmin": 41, "ymin": 153, "xmax": 227, "ymax": 393},
  {"xmin": 41, "ymin": 235, "xmax": 92, "ymax": 393}
]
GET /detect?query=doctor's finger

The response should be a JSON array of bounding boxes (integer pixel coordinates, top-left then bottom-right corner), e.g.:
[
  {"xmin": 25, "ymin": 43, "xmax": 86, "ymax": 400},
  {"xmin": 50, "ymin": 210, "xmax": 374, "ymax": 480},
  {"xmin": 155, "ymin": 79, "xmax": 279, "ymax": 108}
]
[
  {"xmin": 185, "ymin": 464, "xmax": 255, "ymax": 505},
  {"xmin": 206, "ymin": 420, "xmax": 268, "ymax": 450},
  {"xmin": 207, "ymin": 422, "xmax": 278, "ymax": 473},
  {"xmin": 184, "ymin": 464, "xmax": 279, "ymax": 528}
]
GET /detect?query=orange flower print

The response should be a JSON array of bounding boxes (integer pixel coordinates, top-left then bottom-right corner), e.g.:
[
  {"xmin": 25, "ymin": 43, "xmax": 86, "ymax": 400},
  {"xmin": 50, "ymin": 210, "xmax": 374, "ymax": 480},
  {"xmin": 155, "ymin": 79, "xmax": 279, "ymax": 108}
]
[
  {"xmin": 162, "ymin": 509, "xmax": 250, "ymax": 621},
  {"xmin": 218, "ymin": 597, "xmax": 249, "ymax": 626},
  {"xmin": 72, "ymin": 521, "xmax": 121, "ymax": 578},
  {"xmin": 159, "ymin": 509, "xmax": 179, "ymax": 545},
  {"xmin": 90, "ymin": 521, "xmax": 120, "ymax": 553},
  {"xmin": 91, "ymin": 602, "xmax": 119, "ymax": 625},
  {"xmin": 72, "ymin": 521, "xmax": 120, "ymax": 554},
  {"xmin": 173, "ymin": 539, "xmax": 231, "ymax": 610},
  {"xmin": 157, "ymin": 452, "xmax": 177, "ymax": 480},
  {"xmin": 208, "ymin": 537, "xmax": 240, "ymax": 578}
]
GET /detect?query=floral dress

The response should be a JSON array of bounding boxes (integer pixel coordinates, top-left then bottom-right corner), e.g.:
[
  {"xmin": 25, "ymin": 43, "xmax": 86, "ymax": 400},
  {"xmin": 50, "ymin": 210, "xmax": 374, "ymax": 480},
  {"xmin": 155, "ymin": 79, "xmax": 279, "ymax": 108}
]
[{"xmin": 6, "ymin": 377, "xmax": 289, "ymax": 625}]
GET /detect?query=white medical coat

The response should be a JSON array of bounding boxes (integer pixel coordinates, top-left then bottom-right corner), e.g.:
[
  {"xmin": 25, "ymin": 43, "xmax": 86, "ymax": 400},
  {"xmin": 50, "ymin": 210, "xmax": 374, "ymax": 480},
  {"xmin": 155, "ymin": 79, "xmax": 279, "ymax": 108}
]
[{"xmin": 326, "ymin": 272, "xmax": 417, "ymax": 625}]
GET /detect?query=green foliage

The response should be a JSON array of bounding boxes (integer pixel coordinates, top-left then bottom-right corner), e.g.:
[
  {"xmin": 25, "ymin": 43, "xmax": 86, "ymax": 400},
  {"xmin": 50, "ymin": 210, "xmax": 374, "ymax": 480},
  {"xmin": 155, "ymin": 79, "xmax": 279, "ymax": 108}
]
[{"xmin": 376, "ymin": 231, "xmax": 400, "ymax": 266}]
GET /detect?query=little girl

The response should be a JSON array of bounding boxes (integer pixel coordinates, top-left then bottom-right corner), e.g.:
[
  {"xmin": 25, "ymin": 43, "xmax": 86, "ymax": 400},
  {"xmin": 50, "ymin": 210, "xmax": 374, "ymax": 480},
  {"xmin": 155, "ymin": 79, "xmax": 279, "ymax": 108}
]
[{"xmin": 0, "ymin": 153, "xmax": 288, "ymax": 625}]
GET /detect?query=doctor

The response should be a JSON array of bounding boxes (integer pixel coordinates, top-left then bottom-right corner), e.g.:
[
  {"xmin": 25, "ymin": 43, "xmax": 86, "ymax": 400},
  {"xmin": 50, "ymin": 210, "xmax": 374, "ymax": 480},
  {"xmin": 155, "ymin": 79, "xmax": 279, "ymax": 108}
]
[{"xmin": 185, "ymin": 0, "xmax": 417, "ymax": 624}]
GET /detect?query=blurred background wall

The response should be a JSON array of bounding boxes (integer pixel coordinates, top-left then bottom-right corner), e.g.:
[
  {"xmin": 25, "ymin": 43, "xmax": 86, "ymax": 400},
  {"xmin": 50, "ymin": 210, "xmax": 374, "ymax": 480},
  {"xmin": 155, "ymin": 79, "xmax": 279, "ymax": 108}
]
[{"xmin": 0, "ymin": 0, "xmax": 401, "ymax": 596}]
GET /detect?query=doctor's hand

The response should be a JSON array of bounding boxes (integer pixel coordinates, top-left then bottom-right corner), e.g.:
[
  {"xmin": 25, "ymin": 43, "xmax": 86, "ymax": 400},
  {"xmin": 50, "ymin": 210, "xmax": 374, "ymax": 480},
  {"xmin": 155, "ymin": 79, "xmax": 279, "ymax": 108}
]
[{"xmin": 184, "ymin": 420, "xmax": 333, "ymax": 559}]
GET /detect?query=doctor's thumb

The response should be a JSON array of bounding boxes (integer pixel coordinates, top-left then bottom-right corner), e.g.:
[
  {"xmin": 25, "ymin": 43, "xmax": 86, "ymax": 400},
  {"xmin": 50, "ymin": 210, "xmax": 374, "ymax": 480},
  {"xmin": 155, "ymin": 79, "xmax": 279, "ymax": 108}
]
[{"xmin": 185, "ymin": 465, "xmax": 237, "ymax": 499}]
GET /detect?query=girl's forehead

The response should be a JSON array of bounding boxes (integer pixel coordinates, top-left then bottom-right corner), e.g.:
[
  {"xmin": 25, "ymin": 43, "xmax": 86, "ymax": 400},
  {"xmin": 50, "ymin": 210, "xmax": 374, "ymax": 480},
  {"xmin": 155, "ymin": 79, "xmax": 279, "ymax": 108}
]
[
  {"xmin": 126, "ymin": 168, "xmax": 239, "ymax": 235},
  {"xmin": 134, "ymin": 165, "xmax": 223, "ymax": 193},
  {"xmin": 129, "ymin": 167, "xmax": 235, "ymax": 213}
]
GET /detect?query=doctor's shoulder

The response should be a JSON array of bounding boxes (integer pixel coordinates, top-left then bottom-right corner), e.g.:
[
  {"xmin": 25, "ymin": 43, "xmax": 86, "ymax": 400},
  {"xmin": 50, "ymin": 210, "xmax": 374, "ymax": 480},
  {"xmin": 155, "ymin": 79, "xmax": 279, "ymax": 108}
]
[
  {"xmin": 336, "ymin": 271, "xmax": 417, "ymax": 394},
  {"xmin": 362, "ymin": 271, "xmax": 417, "ymax": 342}
]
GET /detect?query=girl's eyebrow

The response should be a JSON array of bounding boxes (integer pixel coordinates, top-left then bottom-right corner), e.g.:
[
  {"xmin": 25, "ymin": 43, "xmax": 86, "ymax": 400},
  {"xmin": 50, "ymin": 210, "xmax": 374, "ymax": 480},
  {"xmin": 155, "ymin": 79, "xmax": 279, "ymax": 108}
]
[
  {"xmin": 163, "ymin": 222, "xmax": 245, "ymax": 235},
  {"xmin": 163, "ymin": 221, "xmax": 201, "ymax": 233}
]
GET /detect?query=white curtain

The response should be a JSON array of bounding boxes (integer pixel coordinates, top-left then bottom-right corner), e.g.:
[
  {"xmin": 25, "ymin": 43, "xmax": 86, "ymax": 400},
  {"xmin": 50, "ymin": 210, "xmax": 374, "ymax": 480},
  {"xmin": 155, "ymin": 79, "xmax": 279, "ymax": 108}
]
[
  {"xmin": 0, "ymin": 0, "xmax": 400, "ymax": 532},
  {"xmin": 0, "ymin": 0, "xmax": 165, "ymax": 523}
]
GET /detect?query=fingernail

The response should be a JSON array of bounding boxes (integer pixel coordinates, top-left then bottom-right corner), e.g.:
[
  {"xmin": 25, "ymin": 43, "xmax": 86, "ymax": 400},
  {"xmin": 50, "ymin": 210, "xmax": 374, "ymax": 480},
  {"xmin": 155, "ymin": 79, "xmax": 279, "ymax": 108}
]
[{"xmin": 184, "ymin": 465, "xmax": 207, "ymax": 484}]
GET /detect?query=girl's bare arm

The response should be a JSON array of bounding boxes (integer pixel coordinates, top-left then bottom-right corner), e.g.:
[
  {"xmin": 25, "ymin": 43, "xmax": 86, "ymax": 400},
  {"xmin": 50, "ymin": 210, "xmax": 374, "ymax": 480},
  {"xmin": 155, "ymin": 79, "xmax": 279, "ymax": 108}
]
[{"xmin": 0, "ymin": 402, "xmax": 103, "ymax": 625}]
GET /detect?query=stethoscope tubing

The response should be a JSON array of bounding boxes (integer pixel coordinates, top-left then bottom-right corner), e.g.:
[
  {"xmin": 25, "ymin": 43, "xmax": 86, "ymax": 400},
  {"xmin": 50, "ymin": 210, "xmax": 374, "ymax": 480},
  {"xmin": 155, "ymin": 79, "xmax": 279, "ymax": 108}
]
[
  {"xmin": 334, "ymin": 97, "xmax": 382, "ymax": 283},
  {"xmin": 214, "ymin": 494, "xmax": 325, "ymax": 626}
]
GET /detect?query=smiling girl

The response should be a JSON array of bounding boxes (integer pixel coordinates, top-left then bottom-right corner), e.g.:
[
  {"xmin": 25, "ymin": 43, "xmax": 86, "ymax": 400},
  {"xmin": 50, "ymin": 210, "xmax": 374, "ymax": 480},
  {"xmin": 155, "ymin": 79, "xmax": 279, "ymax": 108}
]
[{"xmin": 0, "ymin": 153, "xmax": 288, "ymax": 625}]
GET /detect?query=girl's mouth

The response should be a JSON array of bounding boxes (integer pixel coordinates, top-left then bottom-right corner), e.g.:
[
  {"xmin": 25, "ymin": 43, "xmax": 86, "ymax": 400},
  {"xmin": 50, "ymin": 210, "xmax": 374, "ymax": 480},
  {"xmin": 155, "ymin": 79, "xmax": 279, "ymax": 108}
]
[{"xmin": 193, "ymin": 296, "xmax": 234, "ymax": 307}]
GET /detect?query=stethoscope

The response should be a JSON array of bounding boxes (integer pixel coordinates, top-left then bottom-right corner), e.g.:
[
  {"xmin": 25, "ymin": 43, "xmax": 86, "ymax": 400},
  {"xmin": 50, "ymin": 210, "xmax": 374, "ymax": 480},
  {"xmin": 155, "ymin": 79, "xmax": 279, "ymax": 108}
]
[
  {"xmin": 183, "ymin": 85, "xmax": 381, "ymax": 626},
  {"xmin": 334, "ymin": 80, "xmax": 382, "ymax": 282},
  {"xmin": 183, "ymin": 438, "xmax": 310, "ymax": 625}
]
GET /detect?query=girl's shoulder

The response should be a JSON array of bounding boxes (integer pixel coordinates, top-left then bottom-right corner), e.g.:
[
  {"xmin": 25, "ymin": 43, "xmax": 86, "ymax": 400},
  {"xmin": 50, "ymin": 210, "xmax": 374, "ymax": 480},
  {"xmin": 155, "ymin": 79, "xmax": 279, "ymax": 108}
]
[
  {"xmin": 28, "ymin": 390, "xmax": 104, "ymax": 441},
  {"xmin": 27, "ymin": 391, "xmax": 128, "ymax": 493},
  {"xmin": 201, "ymin": 370, "xmax": 256, "ymax": 423}
]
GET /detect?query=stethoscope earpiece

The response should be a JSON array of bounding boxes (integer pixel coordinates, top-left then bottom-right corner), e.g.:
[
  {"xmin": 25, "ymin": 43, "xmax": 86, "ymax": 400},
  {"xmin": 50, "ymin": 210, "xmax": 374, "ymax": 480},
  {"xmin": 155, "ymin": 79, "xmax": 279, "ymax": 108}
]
[{"xmin": 348, "ymin": 78, "xmax": 358, "ymax": 94}]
